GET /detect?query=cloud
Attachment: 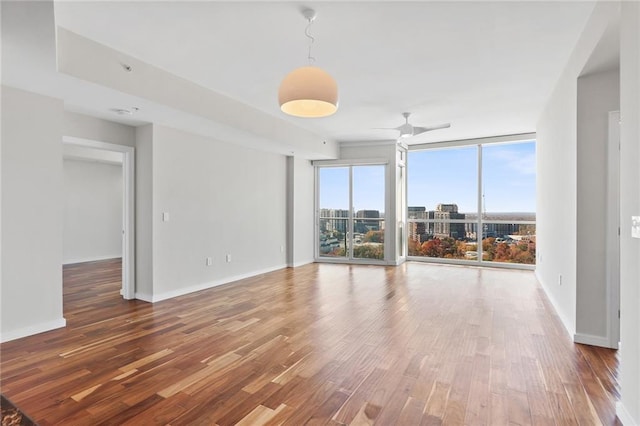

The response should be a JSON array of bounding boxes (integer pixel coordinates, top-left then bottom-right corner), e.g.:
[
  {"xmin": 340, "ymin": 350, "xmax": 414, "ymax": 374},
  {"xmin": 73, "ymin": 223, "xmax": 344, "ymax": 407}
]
[{"xmin": 487, "ymin": 148, "xmax": 536, "ymax": 175}]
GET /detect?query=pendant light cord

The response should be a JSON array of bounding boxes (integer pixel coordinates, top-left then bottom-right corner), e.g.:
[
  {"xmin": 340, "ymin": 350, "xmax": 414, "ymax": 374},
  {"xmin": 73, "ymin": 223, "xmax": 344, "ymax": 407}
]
[{"xmin": 305, "ymin": 18, "xmax": 316, "ymax": 64}]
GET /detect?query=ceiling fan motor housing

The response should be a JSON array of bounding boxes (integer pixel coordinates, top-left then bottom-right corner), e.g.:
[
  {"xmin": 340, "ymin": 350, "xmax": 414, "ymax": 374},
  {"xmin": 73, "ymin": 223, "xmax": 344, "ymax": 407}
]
[{"xmin": 398, "ymin": 123, "xmax": 414, "ymax": 138}]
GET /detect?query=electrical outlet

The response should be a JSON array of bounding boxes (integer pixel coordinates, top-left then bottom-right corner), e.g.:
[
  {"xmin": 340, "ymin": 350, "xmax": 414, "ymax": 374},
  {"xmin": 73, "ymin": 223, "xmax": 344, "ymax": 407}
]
[
  {"xmin": 226, "ymin": 254, "xmax": 232, "ymax": 263},
  {"xmin": 206, "ymin": 257, "xmax": 213, "ymax": 266},
  {"xmin": 632, "ymin": 216, "xmax": 640, "ymax": 239},
  {"xmin": 280, "ymin": 245, "xmax": 284, "ymax": 253}
]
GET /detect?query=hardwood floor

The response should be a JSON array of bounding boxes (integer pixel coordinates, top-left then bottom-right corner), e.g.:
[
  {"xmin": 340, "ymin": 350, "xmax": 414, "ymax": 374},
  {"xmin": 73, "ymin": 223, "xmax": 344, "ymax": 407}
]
[{"xmin": 1, "ymin": 259, "xmax": 620, "ymax": 425}]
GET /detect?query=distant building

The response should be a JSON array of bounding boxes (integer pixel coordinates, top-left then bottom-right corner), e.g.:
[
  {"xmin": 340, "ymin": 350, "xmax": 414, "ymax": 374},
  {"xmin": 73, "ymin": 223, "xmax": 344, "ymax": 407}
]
[
  {"xmin": 464, "ymin": 212, "xmax": 535, "ymax": 239},
  {"xmin": 408, "ymin": 206, "xmax": 426, "ymax": 219},
  {"xmin": 433, "ymin": 203, "xmax": 466, "ymax": 239},
  {"xmin": 408, "ymin": 206, "xmax": 434, "ymax": 242},
  {"xmin": 408, "ymin": 221, "xmax": 425, "ymax": 243},
  {"xmin": 320, "ymin": 209, "xmax": 349, "ymax": 233},
  {"xmin": 483, "ymin": 223, "xmax": 520, "ymax": 238},
  {"xmin": 436, "ymin": 203, "xmax": 459, "ymax": 213},
  {"xmin": 355, "ymin": 210, "xmax": 381, "ymax": 233}
]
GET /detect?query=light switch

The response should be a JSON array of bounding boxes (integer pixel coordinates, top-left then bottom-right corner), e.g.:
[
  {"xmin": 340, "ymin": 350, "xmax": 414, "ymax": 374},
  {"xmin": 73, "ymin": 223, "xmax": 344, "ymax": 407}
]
[
  {"xmin": 162, "ymin": 212, "xmax": 170, "ymax": 222},
  {"xmin": 632, "ymin": 216, "xmax": 640, "ymax": 239}
]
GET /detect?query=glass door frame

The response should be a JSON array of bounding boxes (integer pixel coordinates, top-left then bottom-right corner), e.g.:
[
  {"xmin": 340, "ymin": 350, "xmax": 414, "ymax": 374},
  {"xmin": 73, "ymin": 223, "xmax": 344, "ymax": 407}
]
[
  {"xmin": 314, "ymin": 159, "xmax": 388, "ymax": 264},
  {"xmin": 397, "ymin": 148, "xmax": 407, "ymax": 263}
]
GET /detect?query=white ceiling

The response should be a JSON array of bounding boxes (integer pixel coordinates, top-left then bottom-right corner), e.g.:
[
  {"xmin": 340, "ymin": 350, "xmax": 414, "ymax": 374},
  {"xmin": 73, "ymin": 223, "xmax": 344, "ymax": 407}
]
[{"xmin": 7, "ymin": 1, "xmax": 598, "ymax": 153}]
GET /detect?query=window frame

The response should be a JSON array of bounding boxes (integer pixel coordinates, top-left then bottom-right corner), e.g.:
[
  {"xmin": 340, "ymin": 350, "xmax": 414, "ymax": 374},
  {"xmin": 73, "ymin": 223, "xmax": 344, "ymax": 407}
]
[
  {"xmin": 407, "ymin": 134, "xmax": 536, "ymax": 270},
  {"xmin": 314, "ymin": 159, "xmax": 389, "ymax": 264}
]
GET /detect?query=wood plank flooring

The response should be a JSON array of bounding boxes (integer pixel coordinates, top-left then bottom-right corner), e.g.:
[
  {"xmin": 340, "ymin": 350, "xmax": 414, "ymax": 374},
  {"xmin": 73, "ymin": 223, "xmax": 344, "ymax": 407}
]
[{"xmin": 0, "ymin": 259, "xmax": 620, "ymax": 425}]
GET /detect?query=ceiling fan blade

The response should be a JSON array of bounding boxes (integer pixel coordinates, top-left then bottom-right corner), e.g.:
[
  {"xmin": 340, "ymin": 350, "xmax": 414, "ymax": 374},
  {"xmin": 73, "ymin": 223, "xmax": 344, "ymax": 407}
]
[
  {"xmin": 412, "ymin": 123, "xmax": 451, "ymax": 135},
  {"xmin": 373, "ymin": 127, "xmax": 401, "ymax": 131}
]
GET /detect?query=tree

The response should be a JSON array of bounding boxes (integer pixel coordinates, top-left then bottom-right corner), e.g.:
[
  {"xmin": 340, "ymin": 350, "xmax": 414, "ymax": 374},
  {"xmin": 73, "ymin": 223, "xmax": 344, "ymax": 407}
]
[
  {"xmin": 329, "ymin": 247, "xmax": 345, "ymax": 257},
  {"xmin": 421, "ymin": 239, "xmax": 441, "ymax": 257},
  {"xmin": 439, "ymin": 237, "xmax": 457, "ymax": 258},
  {"xmin": 353, "ymin": 245, "xmax": 384, "ymax": 260},
  {"xmin": 513, "ymin": 242, "xmax": 535, "ymax": 264},
  {"xmin": 482, "ymin": 237, "xmax": 496, "ymax": 260},
  {"xmin": 494, "ymin": 242, "xmax": 510, "ymax": 262},
  {"xmin": 363, "ymin": 230, "xmax": 384, "ymax": 243},
  {"xmin": 408, "ymin": 239, "xmax": 421, "ymax": 256}
]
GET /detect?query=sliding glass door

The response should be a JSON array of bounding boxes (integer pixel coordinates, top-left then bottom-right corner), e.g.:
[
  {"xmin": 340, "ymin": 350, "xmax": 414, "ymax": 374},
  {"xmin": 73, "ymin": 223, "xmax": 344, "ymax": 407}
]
[{"xmin": 317, "ymin": 164, "xmax": 386, "ymax": 262}]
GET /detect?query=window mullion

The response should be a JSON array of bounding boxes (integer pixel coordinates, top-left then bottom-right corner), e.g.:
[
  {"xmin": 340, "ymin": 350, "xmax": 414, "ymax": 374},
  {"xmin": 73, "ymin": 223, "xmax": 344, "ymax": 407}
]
[
  {"xmin": 477, "ymin": 144, "xmax": 483, "ymax": 264},
  {"xmin": 349, "ymin": 166, "xmax": 354, "ymax": 259}
]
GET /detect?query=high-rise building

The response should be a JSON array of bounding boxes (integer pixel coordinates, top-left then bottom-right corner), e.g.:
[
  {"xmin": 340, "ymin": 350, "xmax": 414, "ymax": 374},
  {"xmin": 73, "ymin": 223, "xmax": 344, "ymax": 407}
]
[
  {"xmin": 319, "ymin": 209, "xmax": 349, "ymax": 233},
  {"xmin": 433, "ymin": 203, "xmax": 466, "ymax": 239},
  {"xmin": 355, "ymin": 210, "xmax": 381, "ymax": 233},
  {"xmin": 408, "ymin": 206, "xmax": 426, "ymax": 219},
  {"xmin": 436, "ymin": 203, "xmax": 459, "ymax": 213},
  {"xmin": 408, "ymin": 206, "xmax": 434, "ymax": 242}
]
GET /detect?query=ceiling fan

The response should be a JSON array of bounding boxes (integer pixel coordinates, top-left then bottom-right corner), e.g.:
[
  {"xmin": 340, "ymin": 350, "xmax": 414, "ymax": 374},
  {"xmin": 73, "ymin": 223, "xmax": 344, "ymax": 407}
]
[{"xmin": 377, "ymin": 112, "xmax": 451, "ymax": 140}]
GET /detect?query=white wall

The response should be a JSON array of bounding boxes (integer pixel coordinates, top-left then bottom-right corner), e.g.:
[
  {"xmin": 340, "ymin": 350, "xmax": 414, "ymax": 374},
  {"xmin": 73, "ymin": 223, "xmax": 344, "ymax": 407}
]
[
  {"xmin": 575, "ymin": 68, "xmax": 619, "ymax": 346},
  {"xmin": 64, "ymin": 111, "xmax": 135, "ymax": 147},
  {"xmin": 138, "ymin": 124, "xmax": 288, "ymax": 302},
  {"xmin": 135, "ymin": 124, "xmax": 154, "ymax": 299},
  {"xmin": 1, "ymin": 86, "xmax": 65, "ymax": 342},
  {"xmin": 537, "ymin": 1, "xmax": 640, "ymax": 423},
  {"xmin": 536, "ymin": 2, "xmax": 618, "ymax": 337},
  {"xmin": 63, "ymin": 159, "xmax": 123, "ymax": 264},
  {"xmin": 286, "ymin": 156, "xmax": 315, "ymax": 267},
  {"xmin": 618, "ymin": 1, "xmax": 640, "ymax": 424}
]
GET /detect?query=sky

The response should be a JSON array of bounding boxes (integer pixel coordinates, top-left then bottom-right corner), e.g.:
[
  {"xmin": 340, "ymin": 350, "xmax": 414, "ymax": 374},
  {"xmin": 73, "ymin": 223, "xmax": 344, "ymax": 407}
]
[
  {"xmin": 408, "ymin": 141, "xmax": 536, "ymax": 213},
  {"xmin": 318, "ymin": 165, "xmax": 385, "ymax": 212},
  {"xmin": 319, "ymin": 141, "xmax": 536, "ymax": 214}
]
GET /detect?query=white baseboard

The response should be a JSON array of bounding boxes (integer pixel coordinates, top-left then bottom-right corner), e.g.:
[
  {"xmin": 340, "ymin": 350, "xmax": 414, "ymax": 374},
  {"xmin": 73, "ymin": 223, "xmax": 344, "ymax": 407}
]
[
  {"xmin": 535, "ymin": 270, "xmax": 575, "ymax": 339},
  {"xmin": 0, "ymin": 317, "xmax": 66, "ymax": 343},
  {"xmin": 574, "ymin": 333, "xmax": 613, "ymax": 348},
  {"xmin": 617, "ymin": 401, "xmax": 638, "ymax": 426},
  {"xmin": 288, "ymin": 259, "xmax": 314, "ymax": 268},
  {"xmin": 63, "ymin": 255, "xmax": 122, "ymax": 265},
  {"xmin": 144, "ymin": 264, "xmax": 288, "ymax": 303},
  {"xmin": 134, "ymin": 292, "xmax": 153, "ymax": 302}
]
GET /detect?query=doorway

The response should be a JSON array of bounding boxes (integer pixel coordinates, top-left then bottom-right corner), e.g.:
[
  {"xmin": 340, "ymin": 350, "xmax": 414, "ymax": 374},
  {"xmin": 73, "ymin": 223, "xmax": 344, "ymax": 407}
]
[
  {"xmin": 62, "ymin": 137, "xmax": 135, "ymax": 299},
  {"xmin": 316, "ymin": 164, "xmax": 386, "ymax": 262}
]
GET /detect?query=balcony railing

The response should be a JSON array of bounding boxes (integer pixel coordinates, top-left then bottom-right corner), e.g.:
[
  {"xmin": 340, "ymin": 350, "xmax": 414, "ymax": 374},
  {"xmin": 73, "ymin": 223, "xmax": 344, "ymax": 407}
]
[
  {"xmin": 319, "ymin": 218, "xmax": 385, "ymax": 260},
  {"xmin": 407, "ymin": 219, "xmax": 536, "ymax": 266}
]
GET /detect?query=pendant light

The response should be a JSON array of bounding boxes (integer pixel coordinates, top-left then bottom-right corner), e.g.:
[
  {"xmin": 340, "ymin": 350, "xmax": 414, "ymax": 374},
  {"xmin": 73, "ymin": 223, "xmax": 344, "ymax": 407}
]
[{"xmin": 278, "ymin": 8, "xmax": 338, "ymax": 118}]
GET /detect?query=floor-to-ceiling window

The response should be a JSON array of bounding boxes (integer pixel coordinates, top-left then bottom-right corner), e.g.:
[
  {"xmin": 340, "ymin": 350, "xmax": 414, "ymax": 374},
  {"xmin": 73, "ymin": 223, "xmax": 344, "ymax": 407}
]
[
  {"xmin": 317, "ymin": 164, "xmax": 386, "ymax": 261},
  {"xmin": 407, "ymin": 146, "xmax": 478, "ymax": 261},
  {"xmin": 480, "ymin": 142, "xmax": 536, "ymax": 264},
  {"xmin": 407, "ymin": 140, "xmax": 536, "ymax": 267},
  {"xmin": 318, "ymin": 167, "xmax": 350, "ymax": 259}
]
